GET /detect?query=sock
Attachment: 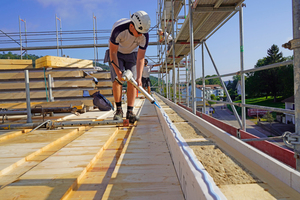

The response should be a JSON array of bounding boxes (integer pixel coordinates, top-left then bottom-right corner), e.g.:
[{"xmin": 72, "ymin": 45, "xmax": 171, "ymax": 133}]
[
  {"xmin": 127, "ymin": 106, "xmax": 133, "ymax": 113},
  {"xmin": 116, "ymin": 102, "xmax": 122, "ymax": 110}
]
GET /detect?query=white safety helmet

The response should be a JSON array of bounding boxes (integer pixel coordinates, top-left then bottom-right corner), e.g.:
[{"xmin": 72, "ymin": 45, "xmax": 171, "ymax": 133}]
[{"xmin": 131, "ymin": 11, "xmax": 151, "ymax": 34}]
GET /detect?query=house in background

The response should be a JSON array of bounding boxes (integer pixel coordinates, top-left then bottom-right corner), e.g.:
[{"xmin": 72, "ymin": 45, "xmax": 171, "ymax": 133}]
[
  {"xmin": 282, "ymin": 96, "xmax": 295, "ymax": 124},
  {"xmin": 181, "ymin": 84, "xmax": 224, "ymax": 102}
]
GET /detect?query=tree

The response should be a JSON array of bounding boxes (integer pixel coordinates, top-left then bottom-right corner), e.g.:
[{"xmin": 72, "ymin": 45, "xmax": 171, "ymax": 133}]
[
  {"xmin": 245, "ymin": 44, "xmax": 291, "ymax": 101},
  {"xmin": 195, "ymin": 74, "xmax": 221, "ymax": 86}
]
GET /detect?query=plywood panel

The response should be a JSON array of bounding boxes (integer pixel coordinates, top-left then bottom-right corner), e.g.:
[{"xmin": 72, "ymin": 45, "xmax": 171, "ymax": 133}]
[{"xmin": 35, "ymin": 56, "xmax": 93, "ymax": 69}]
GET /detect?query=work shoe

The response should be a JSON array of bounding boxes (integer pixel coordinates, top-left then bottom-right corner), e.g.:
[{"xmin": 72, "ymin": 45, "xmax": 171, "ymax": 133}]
[
  {"xmin": 126, "ymin": 111, "xmax": 138, "ymax": 123},
  {"xmin": 113, "ymin": 109, "xmax": 123, "ymax": 120}
]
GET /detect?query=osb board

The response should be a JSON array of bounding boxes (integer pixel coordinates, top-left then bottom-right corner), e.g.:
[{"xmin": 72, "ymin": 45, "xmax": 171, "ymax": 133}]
[
  {"xmin": 0, "ymin": 59, "xmax": 33, "ymax": 70},
  {"xmin": 35, "ymin": 56, "xmax": 93, "ymax": 69},
  {"xmin": 0, "ymin": 79, "xmax": 112, "ymax": 89}
]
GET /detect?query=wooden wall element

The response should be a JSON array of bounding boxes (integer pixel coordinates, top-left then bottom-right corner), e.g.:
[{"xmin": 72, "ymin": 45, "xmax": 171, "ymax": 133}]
[
  {"xmin": 0, "ymin": 59, "xmax": 33, "ymax": 70},
  {"xmin": 35, "ymin": 56, "xmax": 93, "ymax": 69}
]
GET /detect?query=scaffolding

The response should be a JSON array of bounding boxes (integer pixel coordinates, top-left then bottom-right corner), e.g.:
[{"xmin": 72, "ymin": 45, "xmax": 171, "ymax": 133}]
[{"xmin": 155, "ymin": 0, "xmax": 300, "ymax": 171}]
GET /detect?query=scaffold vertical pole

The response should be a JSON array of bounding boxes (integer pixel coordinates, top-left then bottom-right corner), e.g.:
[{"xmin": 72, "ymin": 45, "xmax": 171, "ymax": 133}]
[
  {"xmin": 202, "ymin": 42, "xmax": 206, "ymax": 114},
  {"xmin": 164, "ymin": 8, "xmax": 169, "ymax": 99},
  {"xmin": 55, "ymin": 14, "xmax": 59, "ymax": 56},
  {"xmin": 93, "ymin": 13, "xmax": 96, "ymax": 68},
  {"xmin": 239, "ymin": 4, "xmax": 246, "ymax": 131},
  {"xmin": 185, "ymin": 55, "xmax": 189, "ymax": 106},
  {"xmin": 19, "ymin": 16, "xmax": 22, "ymax": 60},
  {"xmin": 25, "ymin": 70, "xmax": 32, "ymax": 123},
  {"xmin": 172, "ymin": 0, "xmax": 177, "ymax": 103},
  {"xmin": 293, "ymin": 0, "xmax": 300, "ymax": 171},
  {"xmin": 189, "ymin": 0, "xmax": 196, "ymax": 114}
]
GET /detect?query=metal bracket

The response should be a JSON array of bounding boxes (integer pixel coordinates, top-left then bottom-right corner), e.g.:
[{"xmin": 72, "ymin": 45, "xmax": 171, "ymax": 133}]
[
  {"xmin": 282, "ymin": 131, "xmax": 300, "ymax": 149},
  {"xmin": 282, "ymin": 38, "xmax": 300, "ymax": 50},
  {"xmin": 237, "ymin": 129, "xmax": 241, "ymax": 139}
]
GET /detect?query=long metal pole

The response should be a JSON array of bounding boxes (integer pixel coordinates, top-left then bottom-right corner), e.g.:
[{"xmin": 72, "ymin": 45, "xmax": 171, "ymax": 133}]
[
  {"xmin": 48, "ymin": 74, "xmax": 54, "ymax": 102},
  {"xmin": 189, "ymin": 0, "xmax": 196, "ymax": 114},
  {"xmin": 164, "ymin": 9, "xmax": 169, "ymax": 99},
  {"xmin": 185, "ymin": 55, "xmax": 189, "ymax": 106},
  {"xmin": 60, "ymin": 18, "xmax": 63, "ymax": 56},
  {"xmin": 93, "ymin": 13, "xmax": 96, "ymax": 68},
  {"xmin": 55, "ymin": 14, "xmax": 59, "ymax": 56},
  {"xmin": 293, "ymin": 0, "xmax": 300, "ymax": 171},
  {"xmin": 239, "ymin": 5, "xmax": 246, "ymax": 131},
  {"xmin": 178, "ymin": 63, "xmax": 180, "ymax": 103},
  {"xmin": 25, "ymin": 70, "xmax": 32, "ymax": 123},
  {"xmin": 24, "ymin": 19, "xmax": 27, "ymax": 59},
  {"xmin": 95, "ymin": 16, "xmax": 99, "ymax": 64},
  {"xmin": 202, "ymin": 42, "xmax": 206, "ymax": 113},
  {"xmin": 204, "ymin": 41, "xmax": 243, "ymax": 128},
  {"xmin": 172, "ymin": 0, "xmax": 176, "ymax": 103},
  {"xmin": 19, "ymin": 16, "xmax": 22, "ymax": 59}
]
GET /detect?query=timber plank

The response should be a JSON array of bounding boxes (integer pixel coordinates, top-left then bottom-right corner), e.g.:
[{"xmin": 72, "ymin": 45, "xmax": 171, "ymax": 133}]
[
  {"xmin": 102, "ymin": 102, "xmax": 184, "ymax": 200},
  {"xmin": 0, "ymin": 79, "xmax": 112, "ymax": 89},
  {"xmin": 0, "ymin": 59, "xmax": 33, "ymax": 70},
  {"xmin": 0, "ymin": 89, "xmax": 112, "ymax": 99},
  {"xmin": 0, "ymin": 127, "xmax": 118, "ymax": 200},
  {"xmin": 35, "ymin": 56, "xmax": 93, "ymax": 69},
  {"xmin": 0, "ymin": 59, "xmax": 32, "ymax": 65}
]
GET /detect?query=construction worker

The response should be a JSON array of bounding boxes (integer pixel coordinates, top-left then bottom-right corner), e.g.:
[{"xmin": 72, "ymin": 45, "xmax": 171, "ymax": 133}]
[
  {"xmin": 142, "ymin": 59, "xmax": 161, "ymax": 94},
  {"xmin": 157, "ymin": 28, "xmax": 173, "ymax": 54},
  {"xmin": 109, "ymin": 11, "xmax": 151, "ymax": 123}
]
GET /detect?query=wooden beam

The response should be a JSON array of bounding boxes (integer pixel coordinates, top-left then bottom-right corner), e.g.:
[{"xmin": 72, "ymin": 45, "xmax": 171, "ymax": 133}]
[
  {"xmin": 0, "ymin": 59, "xmax": 33, "ymax": 70},
  {"xmin": 35, "ymin": 56, "xmax": 93, "ymax": 69}
]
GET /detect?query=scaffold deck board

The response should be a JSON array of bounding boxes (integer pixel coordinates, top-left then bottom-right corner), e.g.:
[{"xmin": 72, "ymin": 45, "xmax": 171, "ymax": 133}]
[{"xmin": 101, "ymin": 101, "xmax": 184, "ymax": 200}]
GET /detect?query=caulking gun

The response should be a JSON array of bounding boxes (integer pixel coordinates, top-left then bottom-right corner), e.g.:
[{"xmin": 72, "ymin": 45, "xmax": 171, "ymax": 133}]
[{"xmin": 111, "ymin": 61, "xmax": 160, "ymax": 108}]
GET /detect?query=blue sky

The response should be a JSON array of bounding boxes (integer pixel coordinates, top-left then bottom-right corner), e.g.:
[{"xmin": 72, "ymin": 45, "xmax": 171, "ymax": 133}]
[{"xmin": 0, "ymin": 0, "xmax": 294, "ymax": 81}]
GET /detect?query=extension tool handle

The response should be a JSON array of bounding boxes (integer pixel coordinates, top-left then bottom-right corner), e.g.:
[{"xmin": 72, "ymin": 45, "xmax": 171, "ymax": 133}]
[{"xmin": 128, "ymin": 77, "xmax": 155, "ymax": 103}]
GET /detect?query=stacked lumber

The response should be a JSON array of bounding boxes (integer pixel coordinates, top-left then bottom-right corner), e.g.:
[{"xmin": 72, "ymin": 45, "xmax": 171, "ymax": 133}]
[
  {"xmin": 0, "ymin": 59, "xmax": 33, "ymax": 69},
  {"xmin": 0, "ymin": 56, "xmax": 113, "ymax": 108},
  {"xmin": 35, "ymin": 55, "xmax": 93, "ymax": 68}
]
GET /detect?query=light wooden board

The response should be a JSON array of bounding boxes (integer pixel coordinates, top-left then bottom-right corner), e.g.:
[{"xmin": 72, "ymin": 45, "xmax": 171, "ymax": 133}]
[
  {"xmin": 0, "ymin": 101, "xmax": 85, "ymax": 110},
  {"xmin": 0, "ymin": 127, "xmax": 118, "ymax": 199},
  {"xmin": 101, "ymin": 102, "xmax": 184, "ymax": 200},
  {"xmin": 35, "ymin": 56, "xmax": 93, "ymax": 69},
  {"xmin": 0, "ymin": 79, "xmax": 112, "ymax": 90},
  {"xmin": 0, "ymin": 59, "xmax": 33, "ymax": 70}
]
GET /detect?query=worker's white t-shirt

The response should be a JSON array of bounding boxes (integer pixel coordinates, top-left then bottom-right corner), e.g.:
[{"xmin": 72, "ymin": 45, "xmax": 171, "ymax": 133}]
[
  {"xmin": 142, "ymin": 65, "xmax": 154, "ymax": 78},
  {"xmin": 110, "ymin": 18, "xmax": 149, "ymax": 54}
]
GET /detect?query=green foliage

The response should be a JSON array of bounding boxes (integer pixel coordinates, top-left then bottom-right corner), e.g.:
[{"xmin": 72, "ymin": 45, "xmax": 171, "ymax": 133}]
[
  {"xmin": 195, "ymin": 74, "xmax": 221, "ymax": 86},
  {"xmin": 245, "ymin": 44, "xmax": 293, "ymax": 101},
  {"xmin": 263, "ymin": 111, "xmax": 274, "ymax": 125}
]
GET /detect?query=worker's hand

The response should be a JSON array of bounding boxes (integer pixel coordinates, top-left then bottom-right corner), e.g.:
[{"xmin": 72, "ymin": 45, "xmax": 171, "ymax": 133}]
[
  {"xmin": 136, "ymin": 77, "xmax": 142, "ymax": 87},
  {"xmin": 116, "ymin": 69, "xmax": 123, "ymax": 81}
]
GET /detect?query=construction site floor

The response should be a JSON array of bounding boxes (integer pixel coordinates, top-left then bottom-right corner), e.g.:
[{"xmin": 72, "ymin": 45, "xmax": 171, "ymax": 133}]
[{"xmin": 0, "ymin": 95, "xmax": 300, "ymax": 199}]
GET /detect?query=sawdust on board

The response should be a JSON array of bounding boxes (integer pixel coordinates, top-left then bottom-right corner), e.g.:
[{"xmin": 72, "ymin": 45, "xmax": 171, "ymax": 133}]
[{"xmin": 156, "ymin": 98, "xmax": 261, "ymax": 186}]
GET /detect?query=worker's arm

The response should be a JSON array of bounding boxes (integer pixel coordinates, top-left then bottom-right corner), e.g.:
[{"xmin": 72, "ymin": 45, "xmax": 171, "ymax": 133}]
[
  {"xmin": 136, "ymin": 48, "xmax": 146, "ymax": 86},
  {"xmin": 109, "ymin": 41, "xmax": 122, "ymax": 80}
]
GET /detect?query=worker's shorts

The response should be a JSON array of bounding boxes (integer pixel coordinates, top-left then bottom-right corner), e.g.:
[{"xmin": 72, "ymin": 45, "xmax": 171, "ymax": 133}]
[
  {"xmin": 109, "ymin": 51, "xmax": 137, "ymax": 83},
  {"xmin": 142, "ymin": 77, "xmax": 150, "ymax": 88}
]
